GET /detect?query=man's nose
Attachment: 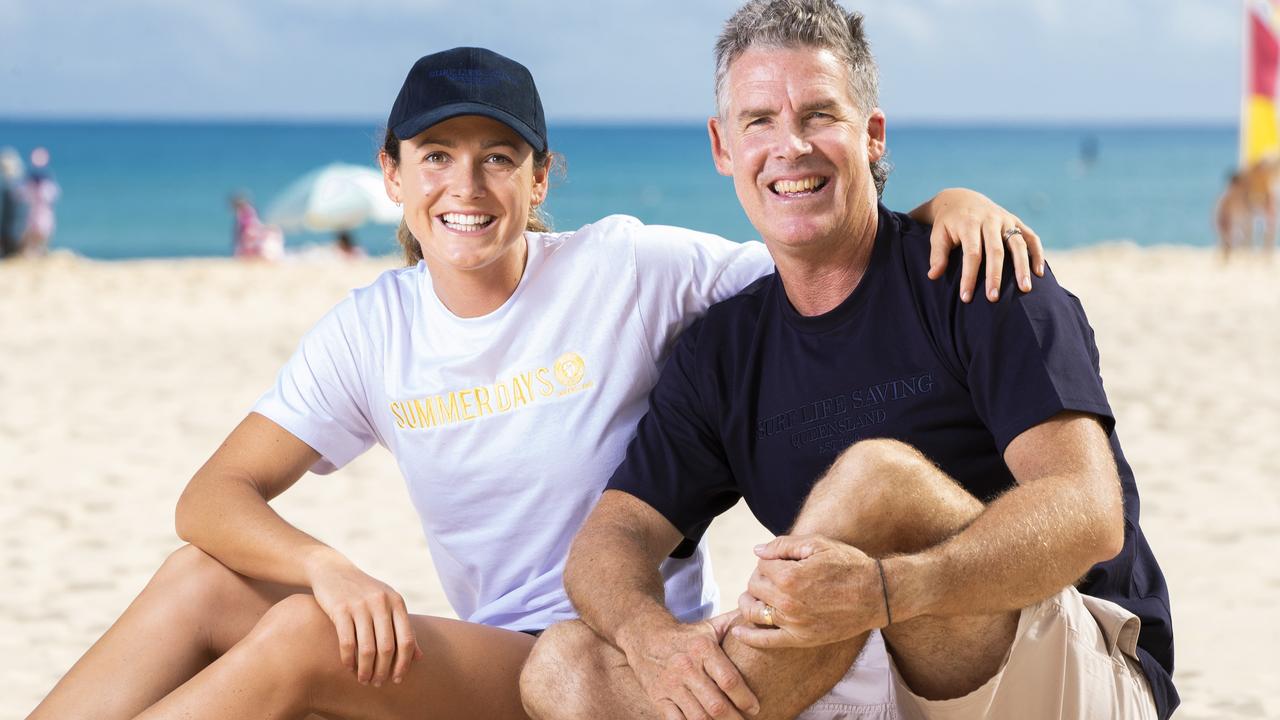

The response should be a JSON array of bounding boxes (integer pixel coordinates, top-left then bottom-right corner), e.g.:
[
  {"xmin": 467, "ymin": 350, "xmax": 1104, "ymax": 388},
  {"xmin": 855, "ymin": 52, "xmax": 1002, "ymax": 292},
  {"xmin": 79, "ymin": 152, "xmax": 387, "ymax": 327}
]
[{"xmin": 774, "ymin": 121, "xmax": 813, "ymax": 161}]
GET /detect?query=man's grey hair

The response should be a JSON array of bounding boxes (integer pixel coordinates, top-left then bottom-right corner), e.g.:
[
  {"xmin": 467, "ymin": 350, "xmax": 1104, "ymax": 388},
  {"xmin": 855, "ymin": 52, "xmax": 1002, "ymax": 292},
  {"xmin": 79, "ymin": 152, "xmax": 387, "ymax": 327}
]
[{"xmin": 714, "ymin": 0, "xmax": 890, "ymax": 196}]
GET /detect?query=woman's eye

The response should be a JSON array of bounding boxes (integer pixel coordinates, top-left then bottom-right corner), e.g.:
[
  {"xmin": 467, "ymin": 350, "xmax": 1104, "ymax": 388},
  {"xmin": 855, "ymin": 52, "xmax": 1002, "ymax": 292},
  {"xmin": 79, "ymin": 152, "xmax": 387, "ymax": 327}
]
[
  {"xmin": 424, "ymin": 151, "xmax": 448, "ymax": 163},
  {"xmin": 485, "ymin": 154, "xmax": 514, "ymax": 165}
]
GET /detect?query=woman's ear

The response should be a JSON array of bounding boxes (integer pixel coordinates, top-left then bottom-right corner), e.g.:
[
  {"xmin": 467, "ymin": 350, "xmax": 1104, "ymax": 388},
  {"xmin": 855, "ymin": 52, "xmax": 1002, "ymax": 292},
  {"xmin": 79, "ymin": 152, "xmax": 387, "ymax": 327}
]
[
  {"xmin": 379, "ymin": 149, "xmax": 403, "ymax": 204},
  {"xmin": 531, "ymin": 152, "xmax": 552, "ymax": 206}
]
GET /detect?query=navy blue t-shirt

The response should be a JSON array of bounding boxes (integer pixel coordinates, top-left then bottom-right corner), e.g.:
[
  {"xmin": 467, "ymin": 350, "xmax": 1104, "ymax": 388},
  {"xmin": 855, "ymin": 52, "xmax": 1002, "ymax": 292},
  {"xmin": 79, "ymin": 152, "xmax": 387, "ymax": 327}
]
[{"xmin": 607, "ymin": 205, "xmax": 1177, "ymax": 718}]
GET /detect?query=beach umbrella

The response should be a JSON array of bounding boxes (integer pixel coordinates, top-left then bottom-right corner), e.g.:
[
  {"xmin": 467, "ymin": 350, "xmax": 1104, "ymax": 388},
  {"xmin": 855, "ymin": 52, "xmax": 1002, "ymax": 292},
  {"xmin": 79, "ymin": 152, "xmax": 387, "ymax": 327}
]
[{"xmin": 265, "ymin": 163, "xmax": 401, "ymax": 232}]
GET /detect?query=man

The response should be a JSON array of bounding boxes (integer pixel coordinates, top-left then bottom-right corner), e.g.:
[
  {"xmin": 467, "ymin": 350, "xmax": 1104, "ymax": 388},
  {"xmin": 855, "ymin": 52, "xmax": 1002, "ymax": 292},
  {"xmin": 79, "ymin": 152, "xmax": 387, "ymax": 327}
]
[
  {"xmin": 520, "ymin": 1, "xmax": 1176, "ymax": 719},
  {"xmin": 0, "ymin": 148, "xmax": 23, "ymax": 259},
  {"xmin": 1219, "ymin": 158, "xmax": 1279, "ymax": 260},
  {"xmin": 1216, "ymin": 171, "xmax": 1249, "ymax": 259}
]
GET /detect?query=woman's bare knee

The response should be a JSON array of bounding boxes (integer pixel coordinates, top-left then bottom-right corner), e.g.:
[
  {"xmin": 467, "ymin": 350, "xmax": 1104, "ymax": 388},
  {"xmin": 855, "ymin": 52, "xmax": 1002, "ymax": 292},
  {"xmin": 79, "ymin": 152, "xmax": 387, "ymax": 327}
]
[
  {"xmin": 146, "ymin": 544, "xmax": 287, "ymax": 654},
  {"xmin": 251, "ymin": 595, "xmax": 335, "ymax": 651},
  {"xmin": 152, "ymin": 545, "xmax": 250, "ymax": 606},
  {"xmin": 239, "ymin": 595, "xmax": 342, "ymax": 684}
]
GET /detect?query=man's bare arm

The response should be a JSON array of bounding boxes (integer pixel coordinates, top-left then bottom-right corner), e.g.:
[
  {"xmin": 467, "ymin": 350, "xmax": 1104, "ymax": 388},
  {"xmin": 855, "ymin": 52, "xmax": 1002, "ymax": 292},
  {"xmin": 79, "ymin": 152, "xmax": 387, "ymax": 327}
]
[
  {"xmin": 564, "ymin": 490, "xmax": 684, "ymax": 646},
  {"xmin": 886, "ymin": 411, "xmax": 1125, "ymax": 623},
  {"xmin": 564, "ymin": 490, "xmax": 761, "ymax": 718}
]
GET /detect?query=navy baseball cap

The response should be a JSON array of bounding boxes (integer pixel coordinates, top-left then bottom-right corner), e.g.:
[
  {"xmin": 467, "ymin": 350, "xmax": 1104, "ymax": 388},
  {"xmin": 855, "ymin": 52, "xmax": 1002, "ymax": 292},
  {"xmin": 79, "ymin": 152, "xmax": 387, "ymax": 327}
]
[{"xmin": 388, "ymin": 47, "xmax": 547, "ymax": 153}]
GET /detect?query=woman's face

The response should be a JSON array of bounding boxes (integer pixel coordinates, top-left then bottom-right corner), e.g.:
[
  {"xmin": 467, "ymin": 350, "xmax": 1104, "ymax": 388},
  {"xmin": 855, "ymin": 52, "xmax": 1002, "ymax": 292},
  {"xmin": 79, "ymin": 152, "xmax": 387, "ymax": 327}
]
[{"xmin": 382, "ymin": 115, "xmax": 548, "ymax": 275}]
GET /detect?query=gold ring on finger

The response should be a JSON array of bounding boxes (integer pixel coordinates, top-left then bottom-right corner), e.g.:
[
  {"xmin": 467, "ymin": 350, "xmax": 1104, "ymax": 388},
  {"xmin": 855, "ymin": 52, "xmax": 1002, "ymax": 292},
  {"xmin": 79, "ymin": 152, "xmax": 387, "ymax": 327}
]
[{"xmin": 760, "ymin": 604, "xmax": 776, "ymax": 627}]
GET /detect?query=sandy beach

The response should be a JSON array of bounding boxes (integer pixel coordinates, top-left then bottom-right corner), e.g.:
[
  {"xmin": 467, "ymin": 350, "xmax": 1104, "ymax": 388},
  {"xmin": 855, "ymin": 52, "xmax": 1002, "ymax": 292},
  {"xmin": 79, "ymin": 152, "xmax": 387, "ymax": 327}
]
[{"xmin": 1, "ymin": 247, "xmax": 1277, "ymax": 719}]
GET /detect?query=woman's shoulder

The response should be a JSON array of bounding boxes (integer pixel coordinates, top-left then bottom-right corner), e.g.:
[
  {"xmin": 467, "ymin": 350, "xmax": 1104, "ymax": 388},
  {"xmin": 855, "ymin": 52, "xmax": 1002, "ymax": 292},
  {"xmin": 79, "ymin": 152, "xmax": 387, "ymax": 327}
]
[
  {"xmin": 344, "ymin": 262, "xmax": 425, "ymax": 326},
  {"xmin": 536, "ymin": 214, "xmax": 756, "ymax": 263},
  {"xmin": 530, "ymin": 214, "xmax": 642, "ymax": 253}
]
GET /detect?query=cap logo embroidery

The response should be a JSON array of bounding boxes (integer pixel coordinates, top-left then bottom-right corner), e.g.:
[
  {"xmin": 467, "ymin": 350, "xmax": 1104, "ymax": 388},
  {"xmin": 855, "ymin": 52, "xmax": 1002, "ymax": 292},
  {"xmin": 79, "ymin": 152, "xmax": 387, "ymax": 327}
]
[{"xmin": 427, "ymin": 69, "xmax": 514, "ymax": 86}]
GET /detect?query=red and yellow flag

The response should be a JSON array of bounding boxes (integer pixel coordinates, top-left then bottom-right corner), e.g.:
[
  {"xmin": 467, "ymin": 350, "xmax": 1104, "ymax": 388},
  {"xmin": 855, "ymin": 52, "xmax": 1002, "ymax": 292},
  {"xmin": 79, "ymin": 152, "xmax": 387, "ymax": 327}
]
[{"xmin": 1243, "ymin": 0, "xmax": 1280, "ymax": 165}]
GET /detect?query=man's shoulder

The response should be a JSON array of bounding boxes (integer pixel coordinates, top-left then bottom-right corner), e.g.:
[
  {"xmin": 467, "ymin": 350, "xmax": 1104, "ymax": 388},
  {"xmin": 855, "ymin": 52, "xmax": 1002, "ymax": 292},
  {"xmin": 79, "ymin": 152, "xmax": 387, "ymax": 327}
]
[
  {"xmin": 880, "ymin": 207, "xmax": 1000, "ymax": 310},
  {"xmin": 669, "ymin": 273, "xmax": 774, "ymax": 369},
  {"xmin": 702, "ymin": 272, "xmax": 774, "ymax": 328},
  {"xmin": 883, "ymin": 207, "xmax": 945, "ymax": 281}
]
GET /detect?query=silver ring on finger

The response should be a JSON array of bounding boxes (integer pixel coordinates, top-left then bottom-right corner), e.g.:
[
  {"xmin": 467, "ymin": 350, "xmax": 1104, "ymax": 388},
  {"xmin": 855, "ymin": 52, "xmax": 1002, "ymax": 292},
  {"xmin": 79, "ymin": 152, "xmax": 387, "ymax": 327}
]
[
  {"xmin": 1002, "ymin": 226, "xmax": 1024, "ymax": 242},
  {"xmin": 759, "ymin": 603, "xmax": 776, "ymax": 627}
]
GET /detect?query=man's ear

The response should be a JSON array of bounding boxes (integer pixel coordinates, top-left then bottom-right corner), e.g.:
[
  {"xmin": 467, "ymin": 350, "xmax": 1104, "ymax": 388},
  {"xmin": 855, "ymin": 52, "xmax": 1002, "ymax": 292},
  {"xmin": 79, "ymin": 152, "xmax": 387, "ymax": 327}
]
[
  {"xmin": 708, "ymin": 116, "xmax": 734, "ymax": 177},
  {"xmin": 866, "ymin": 109, "xmax": 886, "ymax": 163}
]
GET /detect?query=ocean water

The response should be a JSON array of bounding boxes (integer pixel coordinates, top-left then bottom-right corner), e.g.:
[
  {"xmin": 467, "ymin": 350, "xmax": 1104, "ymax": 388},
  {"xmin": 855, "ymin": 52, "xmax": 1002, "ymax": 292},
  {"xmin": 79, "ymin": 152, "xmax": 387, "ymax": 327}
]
[{"xmin": 0, "ymin": 120, "xmax": 1237, "ymax": 259}]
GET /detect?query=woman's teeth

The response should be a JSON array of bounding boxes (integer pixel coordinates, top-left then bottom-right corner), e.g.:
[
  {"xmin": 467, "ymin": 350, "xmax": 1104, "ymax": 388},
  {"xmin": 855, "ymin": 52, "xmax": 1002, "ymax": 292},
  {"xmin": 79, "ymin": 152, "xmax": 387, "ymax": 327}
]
[
  {"xmin": 441, "ymin": 213, "xmax": 495, "ymax": 230},
  {"xmin": 771, "ymin": 177, "xmax": 827, "ymax": 195}
]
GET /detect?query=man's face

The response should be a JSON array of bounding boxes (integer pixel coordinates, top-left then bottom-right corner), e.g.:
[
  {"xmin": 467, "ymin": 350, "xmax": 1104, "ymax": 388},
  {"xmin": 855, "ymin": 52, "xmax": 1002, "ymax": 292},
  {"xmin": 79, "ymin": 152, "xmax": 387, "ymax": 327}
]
[{"xmin": 709, "ymin": 45, "xmax": 885, "ymax": 255}]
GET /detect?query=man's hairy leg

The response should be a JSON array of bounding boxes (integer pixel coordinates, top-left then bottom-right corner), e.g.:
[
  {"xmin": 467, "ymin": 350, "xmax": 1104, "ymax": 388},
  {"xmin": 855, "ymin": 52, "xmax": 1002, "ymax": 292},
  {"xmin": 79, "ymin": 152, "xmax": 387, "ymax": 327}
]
[
  {"xmin": 522, "ymin": 620, "xmax": 860, "ymax": 720},
  {"xmin": 526, "ymin": 441, "xmax": 1020, "ymax": 720},
  {"xmin": 770, "ymin": 439, "xmax": 1019, "ymax": 702},
  {"xmin": 522, "ymin": 621, "xmax": 655, "ymax": 720},
  {"xmin": 718, "ymin": 632, "xmax": 868, "ymax": 719},
  {"xmin": 526, "ymin": 438, "xmax": 1008, "ymax": 720}
]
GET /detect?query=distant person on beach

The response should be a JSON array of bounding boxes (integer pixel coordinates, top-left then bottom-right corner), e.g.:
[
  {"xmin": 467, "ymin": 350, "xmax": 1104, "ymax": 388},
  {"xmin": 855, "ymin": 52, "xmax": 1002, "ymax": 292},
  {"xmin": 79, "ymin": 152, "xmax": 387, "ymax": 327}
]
[
  {"xmin": 230, "ymin": 194, "xmax": 285, "ymax": 261},
  {"xmin": 0, "ymin": 147, "xmax": 23, "ymax": 259},
  {"xmin": 1220, "ymin": 158, "xmax": 1278, "ymax": 259},
  {"xmin": 1216, "ymin": 171, "xmax": 1251, "ymax": 259},
  {"xmin": 1079, "ymin": 135, "xmax": 1098, "ymax": 167},
  {"xmin": 523, "ymin": 2, "xmax": 1177, "ymax": 720},
  {"xmin": 26, "ymin": 46, "xmax": 1047, "ymax": 720},
  {"xmin": 336, "ymin": 229, "xmax": 366, "ymax": 259},
  {"xmin": 19, "ymin": 147, "xmax": 60, "ymax": 257}
]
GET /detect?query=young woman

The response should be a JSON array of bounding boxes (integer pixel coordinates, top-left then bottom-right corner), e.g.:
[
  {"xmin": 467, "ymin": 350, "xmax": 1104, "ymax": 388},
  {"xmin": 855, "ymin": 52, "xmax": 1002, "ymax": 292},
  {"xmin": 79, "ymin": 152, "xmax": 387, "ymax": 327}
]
[
  {"xmin": 19, "ymin": 147, "xmax": 60, "ymax": 257},
  {"xmin": 27, "ymin": 47, "xmax": 1043, "ymax": 720}
]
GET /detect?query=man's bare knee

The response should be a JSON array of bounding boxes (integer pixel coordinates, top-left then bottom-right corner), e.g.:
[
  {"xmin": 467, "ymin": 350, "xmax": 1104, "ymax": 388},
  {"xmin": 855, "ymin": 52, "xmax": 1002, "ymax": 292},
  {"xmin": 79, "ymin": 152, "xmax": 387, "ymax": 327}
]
[
  {"xmin": 798, "ymin": 439, "xmax": 983, "ymax": 554},
  {"xmin": 830, "ymin": 438, "xmax": 934, "ymax": 490},
  {"xmin": 521, "ymin": 620, "xmax": 611, "ymax": 720}
]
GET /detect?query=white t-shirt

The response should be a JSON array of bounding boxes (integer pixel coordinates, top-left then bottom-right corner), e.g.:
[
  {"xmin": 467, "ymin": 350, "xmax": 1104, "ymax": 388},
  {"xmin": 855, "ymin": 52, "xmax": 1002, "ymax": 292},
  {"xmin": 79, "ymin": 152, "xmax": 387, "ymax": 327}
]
[{"xmin": 253, "ymin": 215, "xmax": 773, "ymax": 631}]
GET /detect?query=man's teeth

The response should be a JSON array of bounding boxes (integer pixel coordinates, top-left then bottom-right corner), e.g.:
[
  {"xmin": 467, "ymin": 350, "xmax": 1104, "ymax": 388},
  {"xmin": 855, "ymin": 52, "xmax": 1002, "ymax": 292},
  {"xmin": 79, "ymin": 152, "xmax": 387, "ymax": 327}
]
[
  {"xmin": 772, "ymin": 177, "xmax": 825, "ymax": 194},
  {"xmin": 442, "ymin": 213, "xmax": 495, "ymax": 228}
]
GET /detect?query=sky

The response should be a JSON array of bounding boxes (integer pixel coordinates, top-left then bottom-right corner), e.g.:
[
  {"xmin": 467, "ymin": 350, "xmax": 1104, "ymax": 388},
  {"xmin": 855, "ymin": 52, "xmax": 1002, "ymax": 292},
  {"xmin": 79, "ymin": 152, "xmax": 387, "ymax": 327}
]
[{"xmin": 0, "ymin": 0, "xmax": 1242, "ymax": 125}]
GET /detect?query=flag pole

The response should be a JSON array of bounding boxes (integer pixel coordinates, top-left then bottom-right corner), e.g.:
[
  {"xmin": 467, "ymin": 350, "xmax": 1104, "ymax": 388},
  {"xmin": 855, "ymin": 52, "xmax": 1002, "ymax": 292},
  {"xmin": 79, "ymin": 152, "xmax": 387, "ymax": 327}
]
[{"xmin": 1242, "ymin": 0, "xmax": 1250, "ymax": 167}]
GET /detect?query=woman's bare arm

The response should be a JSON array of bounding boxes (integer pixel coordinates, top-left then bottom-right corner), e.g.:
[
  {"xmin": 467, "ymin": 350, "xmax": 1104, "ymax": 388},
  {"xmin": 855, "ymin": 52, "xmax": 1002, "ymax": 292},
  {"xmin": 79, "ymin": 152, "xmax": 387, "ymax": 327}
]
[
  {"xmin": 175, "ymin": 412, "xmax": 326, "ymax": 585},
  {"xmin": 175, "ymin": 412, "xmax": 422, "ymax": 686}
]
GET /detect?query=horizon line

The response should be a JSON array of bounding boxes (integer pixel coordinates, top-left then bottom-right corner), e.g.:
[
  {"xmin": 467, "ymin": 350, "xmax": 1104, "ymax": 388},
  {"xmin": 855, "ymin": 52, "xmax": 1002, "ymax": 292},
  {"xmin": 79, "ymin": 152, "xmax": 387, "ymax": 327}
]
[{"xmin": 0, "ymin": 115, "xmax": 1240, "ymax": 130}]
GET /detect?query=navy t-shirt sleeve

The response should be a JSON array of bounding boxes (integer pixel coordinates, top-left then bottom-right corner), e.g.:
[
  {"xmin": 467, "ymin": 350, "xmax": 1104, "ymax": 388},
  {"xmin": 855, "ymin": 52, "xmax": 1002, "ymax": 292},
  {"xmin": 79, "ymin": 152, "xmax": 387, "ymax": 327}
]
[
  {"xmin": 951, "ymin": 260, "xmax": 1116, "ymax": 452},
  {"xmin": 606, "ymin": 318, "xmax": 742, "ymax": 544}
]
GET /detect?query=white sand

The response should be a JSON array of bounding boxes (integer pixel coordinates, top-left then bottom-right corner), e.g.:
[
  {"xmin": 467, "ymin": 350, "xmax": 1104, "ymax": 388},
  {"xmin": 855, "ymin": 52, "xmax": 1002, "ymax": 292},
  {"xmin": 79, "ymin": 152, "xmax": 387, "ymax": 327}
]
[{"xmin": 1, "ymin": 248, "xmax": 1277, "ymax": 718}]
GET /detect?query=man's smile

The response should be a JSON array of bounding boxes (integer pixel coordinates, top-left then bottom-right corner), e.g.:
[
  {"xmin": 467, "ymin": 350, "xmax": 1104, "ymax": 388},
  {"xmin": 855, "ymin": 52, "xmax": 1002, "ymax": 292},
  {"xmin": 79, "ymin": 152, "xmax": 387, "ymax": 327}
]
[{"xmin": 768, "ymin": 175, "xmax": 831, "ymax": 199}]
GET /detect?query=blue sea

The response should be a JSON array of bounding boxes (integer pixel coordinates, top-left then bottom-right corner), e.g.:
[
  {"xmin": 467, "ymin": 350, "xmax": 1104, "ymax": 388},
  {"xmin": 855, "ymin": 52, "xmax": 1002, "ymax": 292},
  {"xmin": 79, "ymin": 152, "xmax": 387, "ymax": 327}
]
[{"xmin": 0, "ymin": 120, "xmax": 1237, "ymax": 259}]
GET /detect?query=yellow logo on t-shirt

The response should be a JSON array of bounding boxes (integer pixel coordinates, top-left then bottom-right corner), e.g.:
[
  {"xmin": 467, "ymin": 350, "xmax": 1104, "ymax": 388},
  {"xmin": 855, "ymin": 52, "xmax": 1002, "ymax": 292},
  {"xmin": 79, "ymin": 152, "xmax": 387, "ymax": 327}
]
[
  {"xmin": 388, "ymin": 351, "xmax": 595, "ymax": 431},
  {"xmin": 555, "ymin": 352, "xmax": 586, "ymax": 388}
]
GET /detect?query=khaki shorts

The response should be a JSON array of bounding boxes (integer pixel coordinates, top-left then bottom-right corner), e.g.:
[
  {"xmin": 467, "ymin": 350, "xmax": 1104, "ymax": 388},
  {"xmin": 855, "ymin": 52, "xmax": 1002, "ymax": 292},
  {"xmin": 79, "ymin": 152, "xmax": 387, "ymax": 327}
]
[
  {"xmin": 892, "ymin": 587, "xmax": 1157, "ymax": 720},
  {"xmin": 799, "ymin": 588, "xmax": 1157, "ymax": 720}
]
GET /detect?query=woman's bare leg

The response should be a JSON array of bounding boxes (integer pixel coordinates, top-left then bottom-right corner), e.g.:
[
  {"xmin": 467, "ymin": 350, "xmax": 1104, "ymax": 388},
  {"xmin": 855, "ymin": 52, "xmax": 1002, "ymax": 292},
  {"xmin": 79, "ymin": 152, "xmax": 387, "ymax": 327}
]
[
  {"xmin": 26, "ymin": 545, "xmax": 301, "ymax": 720},
  {"xmin": 136, "ymin": 594, "xmax": 537, "ymax": 720}
]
